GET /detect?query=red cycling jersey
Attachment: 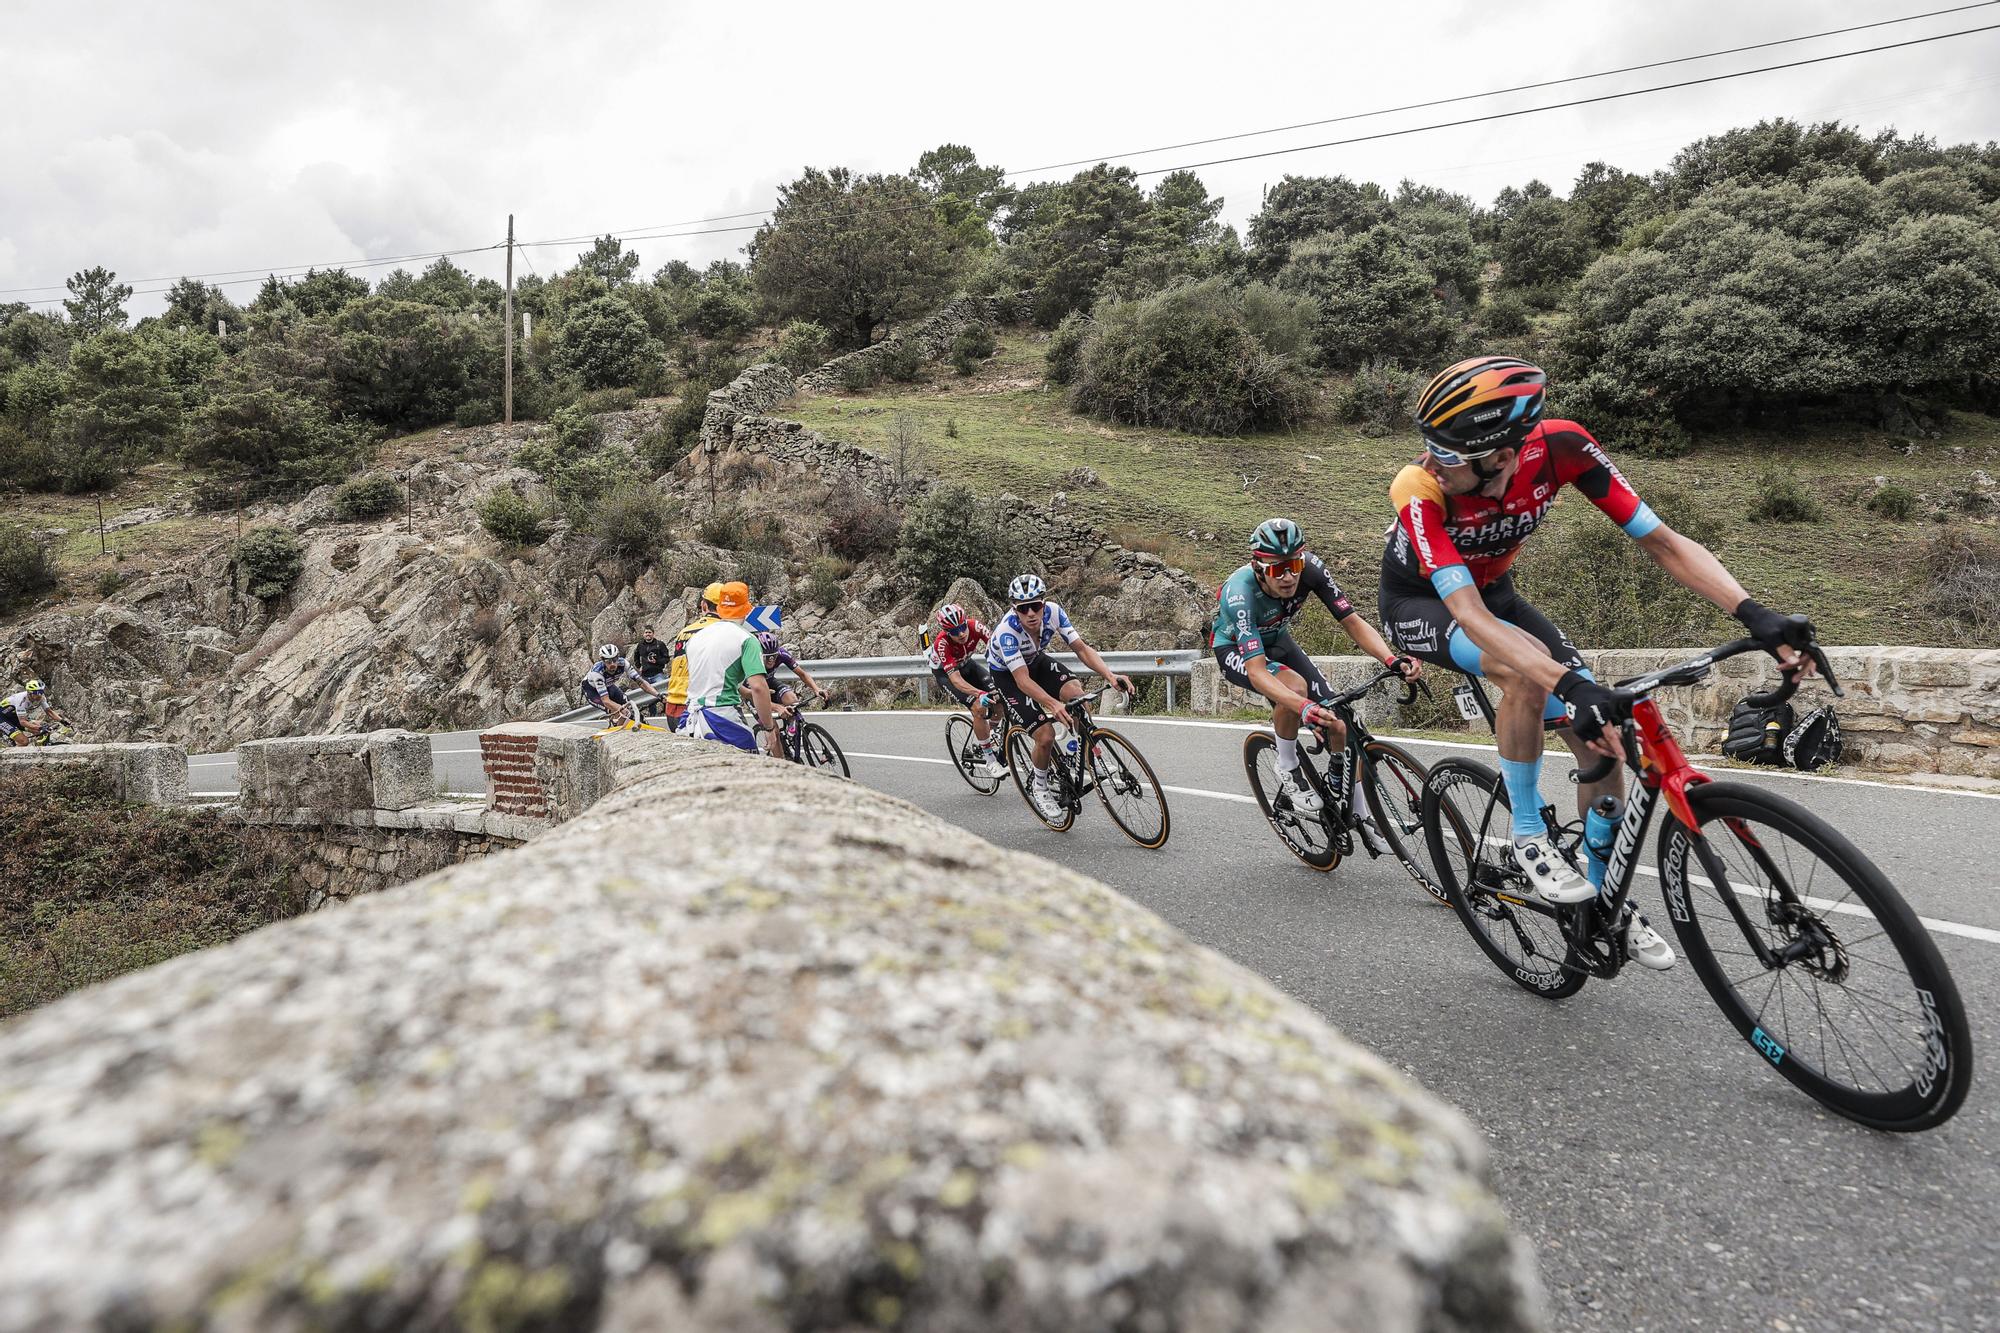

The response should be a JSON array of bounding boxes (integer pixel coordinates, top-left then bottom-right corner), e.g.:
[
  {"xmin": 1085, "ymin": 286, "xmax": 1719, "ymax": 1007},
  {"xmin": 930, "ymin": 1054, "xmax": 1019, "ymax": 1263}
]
[
  {"xmin": 924, "ymin": 620, "xmax": 991, "ymax": 672},
  {"xmin": 1383, "ymin": 419, "xmax": 1658, "ymax": 596}
]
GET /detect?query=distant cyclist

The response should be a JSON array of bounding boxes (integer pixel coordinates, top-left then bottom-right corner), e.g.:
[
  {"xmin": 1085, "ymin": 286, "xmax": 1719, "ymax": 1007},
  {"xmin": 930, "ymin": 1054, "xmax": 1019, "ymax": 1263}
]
[
  {"xmin": 1382, "ymin": 355, "xmax": 1813, "ymax": 969},
  {"xmin": 755, "ymin": 630, "xmax": 825, "ymax": 717},
  {"xmin": 580, "ymin": 643, "xmax": 661, "ymax": 725},
  {"xmin": 987, "ymin": 574, "xmax": 1132, "ymax": 819},
  {"xmin": 0, "ymin": 679, "xmax": 67, "ymax": 746},
  {"xmin": 1212, "ymin": 519, "xmax": 1417, "ymax": 816},
  {"xmin": 924, "ymin": 602, "xmax": 1003, "ymax": 778}
]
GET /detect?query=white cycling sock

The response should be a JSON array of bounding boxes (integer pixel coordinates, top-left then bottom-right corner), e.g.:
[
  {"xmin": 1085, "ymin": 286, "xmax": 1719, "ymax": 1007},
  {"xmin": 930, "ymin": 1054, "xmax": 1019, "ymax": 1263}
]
[
  {"xmin": 1275, "ymin": 735, "xmax": 1299, "ymax": 772},
  {"xmin": 1032, "ymin": 764, "xmax": 1050, "ymax": 781}
]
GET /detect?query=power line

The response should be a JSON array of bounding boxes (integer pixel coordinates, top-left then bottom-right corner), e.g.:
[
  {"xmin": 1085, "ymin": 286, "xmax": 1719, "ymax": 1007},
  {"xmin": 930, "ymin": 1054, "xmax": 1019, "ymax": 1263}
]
[
  {"xmin": 1012, "ymin": 0, "xmax": 2000, "ymax": 176},
  {"xmin": 1125, "ymin": 19, "xmax": 2000, "ymax": 180}
]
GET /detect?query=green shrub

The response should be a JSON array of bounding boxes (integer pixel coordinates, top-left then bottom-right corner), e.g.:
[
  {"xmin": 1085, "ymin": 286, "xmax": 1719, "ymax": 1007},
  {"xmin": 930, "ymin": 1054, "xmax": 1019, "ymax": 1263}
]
[
  {"xmin": 838, "ymin": 359, "xmax": 880, "ymax": 393},
  {"xmin": 1481, "ymin": 290, "xmax": 1534, "ymax": 336},
  {"xmin": 1867, "ymin": 483, "xmax": 1918, "ymax": 520},
  {"xmin": 0, "ymin": 526, "xmax": 57, "ymax": 611},
  {"xmin": 588, "ymin": 480, "xmax": 673, "ymax": 559},
  {"xmin": 184, "ymin": 385, "xmax": 369, "ymax": 492},
  {"xmin": 577, "ymin": 386, "xmax": 638, "ymax": 414},
  {"xmin": 879, "ymin": 341, "xmax": 925, "ymax": 382},
  {"xmin": 1275, "ymin": 227, "xmax": 1458, "ymax": 371},
  {"xmin": 776, "ymin": 320, "xmax": 833, "ymax": 373},
  {"xmin": 805, "ymin": 555, "xmax": 850, "ymax": 608},
  {"xmin": 1329, "ymin": 362, "xmax": 1420, "ymax": 436},
  {"xmin": 1045, "ymin": 312, "xmax": 1091, "ymax": 386},
  {"xmin": 671, "ymin": 551, "xmax": 722, "ymax": 593},
  {"xmin": 1070, "ymin": 279, "xmax": 1318, "ymax": 435},
  {"xmin": 515, "ymin": 407, "xmax": 630, "ymax": 517},
  {"xmin": 333, "ymin": 473, "xmax": 402, "ymax": 521},
  {"xmin": 1749, "ymin": 469, "xmax": 1824, "ymax": 523},
  {"xmin": 949, "ymin": 323, "xmax": 997, "ymax": 375},
  {"xmin": 95, "ymin": 568, "xmax": 123, "ymax": 599},
  {"xmin": 697, "ymin": 506, "xmax": 742, "ymax": 548},
  {"xmin": 548, "ymin": 404, "xmax": 602, "ymax": 453},
  {"xmin": 737, "ymin": 548, "xmax": 780, "ymax": 595},
  {"xmin": 894, "ymin": 483, "xmax": 1021, "ymax": 603},
  {"xmin": 478, "ymin": 489, "xmax": 549, "ymax": 546},
  {"xmin": 822, "ymin": 486, "xmax": 902, "ymax": 559},
  {"xmin": 1514, "ymin": 482, "xmax": 1732, "ymax": 648},
  {"xmin": 552, "ymin": 294, "xmax": 660, "ymax": 389},
  {"xmin": 453, "ymin": 399, "xmax": 501, "ymax": 427},
  {"xmin": 235, "ymin": 525, "xmax": 303, "ymax": 599}
]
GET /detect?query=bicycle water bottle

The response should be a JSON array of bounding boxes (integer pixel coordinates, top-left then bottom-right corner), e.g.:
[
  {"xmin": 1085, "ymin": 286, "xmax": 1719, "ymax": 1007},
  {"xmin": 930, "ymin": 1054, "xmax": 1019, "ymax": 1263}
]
[
  {"xmin": 1058, "ymin": 722, "xmax": 1079, "ymax": 759},
  {"xmin": 1582, "ymin": 794, "xmax": 1624, "ymax": 891}
]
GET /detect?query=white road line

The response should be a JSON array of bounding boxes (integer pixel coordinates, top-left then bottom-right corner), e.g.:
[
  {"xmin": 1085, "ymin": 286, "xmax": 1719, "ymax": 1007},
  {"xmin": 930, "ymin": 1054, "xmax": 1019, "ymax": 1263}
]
[
  {"xmin": 846, "ymin": 744, "xmax": 2000, "ymax": 948},
  {"xmin": 828, "ymin": 711, "xmax": 2000, "ymax": 802},
  {"xmin": 188, "ymin": 758, "xmax": 235, "ymax": 767}
]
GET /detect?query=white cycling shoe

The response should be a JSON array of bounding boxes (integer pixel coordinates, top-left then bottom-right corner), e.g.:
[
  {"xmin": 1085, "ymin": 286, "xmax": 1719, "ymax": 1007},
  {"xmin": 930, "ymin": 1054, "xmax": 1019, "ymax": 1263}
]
[
  {"xmin": 977, "ymin": 749, "xmax": 1006, "ymax": 778},
  {"xmin": 1280, "ymin": 768, "xmax": 1324, "ymax": 816},
  {"xmin": 1029, "ymin": 774, "xmax": 1065, "ymax": 819},
  {"xmin": 1625, "ymin": 910, "xmax": 1677, "ymax": 970},
  {"xmin": 1512, "ymin": 835, "xmax": 1597, "ymax": 904}
]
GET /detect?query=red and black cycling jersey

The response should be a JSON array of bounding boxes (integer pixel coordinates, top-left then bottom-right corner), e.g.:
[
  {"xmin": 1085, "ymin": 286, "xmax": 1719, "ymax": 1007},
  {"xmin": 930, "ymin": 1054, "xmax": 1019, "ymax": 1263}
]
[
  {"xmin": 922, "ymin": 619, "xmax": 991, "ymax": 672},
  {"xmin": 1382, "ymin": 419, "xmax": 1659, "ymax": 597}
]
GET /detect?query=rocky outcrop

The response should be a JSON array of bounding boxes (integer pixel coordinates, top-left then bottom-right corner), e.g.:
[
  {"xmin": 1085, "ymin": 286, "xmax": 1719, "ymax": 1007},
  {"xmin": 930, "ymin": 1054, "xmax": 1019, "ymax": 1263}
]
[{"xmin": 0, "ymin": 732, "xmax": 1545, "ymax": 1331}]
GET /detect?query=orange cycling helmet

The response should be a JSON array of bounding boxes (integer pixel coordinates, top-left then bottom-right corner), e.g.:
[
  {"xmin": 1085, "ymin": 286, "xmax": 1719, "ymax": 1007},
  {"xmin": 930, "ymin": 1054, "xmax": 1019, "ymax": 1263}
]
[{"xmin": 1415, "ymin": 356, "xmax": 1547, "ymax": 456}]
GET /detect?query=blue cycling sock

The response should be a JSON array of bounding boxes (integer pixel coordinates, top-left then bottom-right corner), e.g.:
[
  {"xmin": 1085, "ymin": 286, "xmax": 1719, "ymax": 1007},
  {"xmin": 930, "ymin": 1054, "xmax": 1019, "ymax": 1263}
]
[{"xmin": 1498, "ymin": 757, "xmax": 1547, "ymax": 840}]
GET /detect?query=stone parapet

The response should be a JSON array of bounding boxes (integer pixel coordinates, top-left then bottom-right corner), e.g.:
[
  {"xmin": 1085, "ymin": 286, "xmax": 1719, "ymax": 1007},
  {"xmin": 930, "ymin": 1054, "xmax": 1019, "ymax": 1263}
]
[
  {"xmin": 0, "ymin": 731, "xmax": 1544, "ymax": 1331},
  {"xmin": 1190, "ymin": 645, "xmax": 2000, "ymax": 778},
  {"xmin": 235, "ymin": 728, "xmax": 434, "ymax": 811},
  {"xmin": 0, "ymin": 741, "xmax": 189, "ymax": 805}
]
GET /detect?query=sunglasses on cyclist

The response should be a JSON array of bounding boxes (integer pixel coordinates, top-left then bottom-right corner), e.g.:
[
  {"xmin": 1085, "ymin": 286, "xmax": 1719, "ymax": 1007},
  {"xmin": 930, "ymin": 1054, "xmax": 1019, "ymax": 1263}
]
[
  {"xmin": 1423, "ymin": 438, "xmax": 1507, "ymax": 468},
  {"xmin": 1014, "ymin": 600, "xmax": 1046, "ymax": 615},
  {"xmin": 945, "ymin": 623, "xmax": 970, "ymax": 636},
  {"xmin": 1253, "ymin": 556, "xmax": 1305, "ymax": 577}
]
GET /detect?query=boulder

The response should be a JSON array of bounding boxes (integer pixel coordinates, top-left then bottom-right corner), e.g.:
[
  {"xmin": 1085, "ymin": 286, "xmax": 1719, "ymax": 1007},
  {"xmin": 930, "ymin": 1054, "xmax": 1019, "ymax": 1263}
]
[{"xmin": 0, "ymin": 735, "xmax": 1544, "ymax": 1331}]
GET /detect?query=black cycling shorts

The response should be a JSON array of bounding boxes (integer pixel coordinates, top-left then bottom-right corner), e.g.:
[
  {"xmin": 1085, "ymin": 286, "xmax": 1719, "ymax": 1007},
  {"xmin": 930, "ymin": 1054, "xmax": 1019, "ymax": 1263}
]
[
  {"xmin": 1212, "ymin": 634, "xmax": 1333, "ymax": 704},
  {"xmin": 581, "ymin": 681, "xmax": 627, "ymax": 708},
  {"xmin": 993, "ymin": 655, "xmax": 1075, "ymax": 730},
  {"xmin": 1377, "ymin": 572, "xmax": 1585, "ymax": 676},
  {"xmin": 931, "ymin": 658, "xmax": 995, "ymax": 707}
]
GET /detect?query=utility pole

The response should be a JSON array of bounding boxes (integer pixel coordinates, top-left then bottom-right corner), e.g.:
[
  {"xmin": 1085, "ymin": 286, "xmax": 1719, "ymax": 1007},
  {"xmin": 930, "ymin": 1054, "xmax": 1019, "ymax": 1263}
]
[{"xmin": 503, "ymin": 214, "xmax": 515, "ymax": 426}]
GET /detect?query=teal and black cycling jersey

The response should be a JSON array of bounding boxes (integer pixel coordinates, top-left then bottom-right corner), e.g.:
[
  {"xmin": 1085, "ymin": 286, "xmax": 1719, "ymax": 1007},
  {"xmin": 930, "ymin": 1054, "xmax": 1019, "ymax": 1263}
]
[{"xmin": 1209, "ymin": 553, "xmax": 1357, "ymax": 661}]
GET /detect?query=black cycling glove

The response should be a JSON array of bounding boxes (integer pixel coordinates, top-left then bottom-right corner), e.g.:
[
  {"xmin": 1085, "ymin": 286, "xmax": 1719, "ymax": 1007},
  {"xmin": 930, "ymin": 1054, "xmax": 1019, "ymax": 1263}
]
[
  {"xmin": 1554, "ymin": 669, "xmax": 1620, "ymax": 741},
  {"xmin": 1733, "ymin": 598, "xmax": 1811, "ymax": 656}
]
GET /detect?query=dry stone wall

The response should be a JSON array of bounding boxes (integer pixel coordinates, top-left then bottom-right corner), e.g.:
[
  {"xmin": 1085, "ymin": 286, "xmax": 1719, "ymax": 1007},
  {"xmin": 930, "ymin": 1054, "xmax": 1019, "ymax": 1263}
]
[
  {"xmin": 795, "ymin": 293, "xmax": 1018, "ymax": 394},
  {"xmin": 215, "ymin": 804, "xmax": 530, "ymax": 907},
  {"xmin": 0, "ymin": 731, "xmax": 1545, "ymax": 1331}
]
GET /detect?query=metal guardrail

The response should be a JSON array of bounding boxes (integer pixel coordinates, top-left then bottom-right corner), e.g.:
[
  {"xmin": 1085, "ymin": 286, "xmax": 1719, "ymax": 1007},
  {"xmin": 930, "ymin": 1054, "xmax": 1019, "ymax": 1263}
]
[{"xmin": 548, "ymin": 649, "xmax": 1200, "ymax": 718}]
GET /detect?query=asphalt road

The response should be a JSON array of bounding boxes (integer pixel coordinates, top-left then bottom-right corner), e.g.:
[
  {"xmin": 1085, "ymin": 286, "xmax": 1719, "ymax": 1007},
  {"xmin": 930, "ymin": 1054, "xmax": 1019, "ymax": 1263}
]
[{"xmin": 191, "ymin": 715, "xmax": 2000, "ymax": 1330}]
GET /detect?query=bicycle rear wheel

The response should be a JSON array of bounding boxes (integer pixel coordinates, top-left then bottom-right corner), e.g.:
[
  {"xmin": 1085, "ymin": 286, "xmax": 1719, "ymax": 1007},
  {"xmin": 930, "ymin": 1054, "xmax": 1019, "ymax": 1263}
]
[
  {"xmin": 1422, "ymin": 757, "xmax": 1587, "ymax": 999},
  {"xmin": 1659, "ymin": 781, "xmax": 1972, "ymax": 1131},
  {"xmin": 1006, "ymin": 730, "xmax": 1074, "ymax": 832},
  {"xmin": 1243, "ymin": 732, "xmax": 1337, "ymax": 870},
  {"xmin": 945, "ymin": 714, "xmax": 1001, "ymax": 794},
  {"xmin": 1087, "ymin": 727, "xmax": 1170, "ymax": 849},
  {"xmin": 800, "ymin": 724, "xmax": 850, "ymax": 779},
  {"xmin": 1359, "ymin": 739, "xmax": 1448, "ymax": 904}
]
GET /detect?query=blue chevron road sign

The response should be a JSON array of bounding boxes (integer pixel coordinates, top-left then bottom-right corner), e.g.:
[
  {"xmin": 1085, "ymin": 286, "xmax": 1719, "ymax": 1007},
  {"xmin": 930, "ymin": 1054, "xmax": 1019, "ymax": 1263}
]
[{"xmin": 746, "ymin": 604, "xmax": 782, "ymax": 633}]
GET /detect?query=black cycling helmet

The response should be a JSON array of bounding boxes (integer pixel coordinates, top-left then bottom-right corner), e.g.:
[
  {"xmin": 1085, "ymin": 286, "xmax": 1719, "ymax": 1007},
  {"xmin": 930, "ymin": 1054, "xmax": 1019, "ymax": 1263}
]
[
  {"xmin": 1414, "ymin": 355, "xmax": 1547, "ymax": 456},
  {"xmin": 1250, "ymin": 518, "xmax": 1305, "ymax": 560}
]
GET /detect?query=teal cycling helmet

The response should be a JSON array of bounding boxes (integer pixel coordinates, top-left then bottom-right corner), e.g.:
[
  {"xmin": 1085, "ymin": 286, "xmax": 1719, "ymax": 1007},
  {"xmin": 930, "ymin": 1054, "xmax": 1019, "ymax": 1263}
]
[{"xmin": 1250, "ymin": 518, "xmax": 1305, "ymax": 560}]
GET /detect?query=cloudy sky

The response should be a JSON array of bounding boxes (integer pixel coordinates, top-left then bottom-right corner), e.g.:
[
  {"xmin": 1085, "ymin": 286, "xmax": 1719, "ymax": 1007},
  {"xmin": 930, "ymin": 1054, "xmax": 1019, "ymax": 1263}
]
[{"xmin": 5, "ymin": 0, "xmax": 1997, "ymax": 318}]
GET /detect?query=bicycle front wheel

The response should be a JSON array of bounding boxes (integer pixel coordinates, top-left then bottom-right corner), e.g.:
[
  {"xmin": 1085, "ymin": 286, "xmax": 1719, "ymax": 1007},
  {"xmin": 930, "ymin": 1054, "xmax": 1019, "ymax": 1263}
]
[
  {"xmin": 1359, "ymin": 739, "xmax": 1449, "ymax": 905},
  {"xmin": 1659, "ymin": 781, "xmax": 1972, "ymax": 1131},
  {"xmin": 1243, "ymin": 731, "xmax": 1337, "ymax": 870},
  {"xmin": 945, "ymin": 714, "xmax": 1001, "ymax": 794},
  {"xmin": 1087, "ymin": 727, "xmax": 1170, "ymax": 849},
  {"xmin": 1422, "ymin": 757, "xmax": 1587, "ymax": 999},
  {"xmin": 1007, "ymin": 729, "xmax": 1074, "ymax": 832},
  {"xmin": 800, "ymin": 724, "xmax": 850, "ymax": 779}
]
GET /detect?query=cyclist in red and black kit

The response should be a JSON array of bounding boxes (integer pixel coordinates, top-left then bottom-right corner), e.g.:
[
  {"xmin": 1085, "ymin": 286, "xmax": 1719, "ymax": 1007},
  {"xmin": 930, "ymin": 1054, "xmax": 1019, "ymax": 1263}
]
[
  {"xmin": 924, "ymin": 603, "xmax": 1004, "ymax": 778},
  {"xmin": 1381, "ymin": 356, "xmax": 1814, "ymax": 968}
]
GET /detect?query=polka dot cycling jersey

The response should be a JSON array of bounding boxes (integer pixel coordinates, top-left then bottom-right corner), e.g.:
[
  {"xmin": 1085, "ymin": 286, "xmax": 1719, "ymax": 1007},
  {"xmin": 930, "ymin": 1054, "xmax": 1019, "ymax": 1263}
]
[
  {"xmin": 1382, "ymin": 419, "xmax": 1659, "ymax": 599},
  {"xmin": 985, "ymin": 602, "xmax": 1082, "ymax": 673}
]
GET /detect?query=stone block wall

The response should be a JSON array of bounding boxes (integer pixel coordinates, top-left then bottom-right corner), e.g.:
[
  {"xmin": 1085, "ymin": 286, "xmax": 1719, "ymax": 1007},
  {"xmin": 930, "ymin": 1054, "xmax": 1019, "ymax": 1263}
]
[
  {"xmin": 0, "ymin": 741, "xmax": 188, "ymax": 804},
  {"xmin": 1189, "ymin": 645, "xmax": 2000, "ymax": 778},
  {"xmin": 795, "ymin": 293, "xmax": 1016, "ymax": 394},
  {"xmin": 215, "ymin": 803, "xmax": 534, "ymax": 908},
  {"xmin": 236, "ymin": 728, "xmax": 435, "ymax": 810},
  {"xmin": 0, "ymin": 730, "xmax": 1544, "ymax": 1330}
]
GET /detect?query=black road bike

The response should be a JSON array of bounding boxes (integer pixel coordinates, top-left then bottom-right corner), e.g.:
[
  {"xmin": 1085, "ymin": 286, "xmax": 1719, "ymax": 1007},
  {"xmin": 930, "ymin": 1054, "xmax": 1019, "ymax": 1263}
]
[
  {"xmin": 777, "ymin": 693, "xmax": 849, "ymax": 778},
  {"xmin": 1420, "ymin": 634, "xmax": 1972, "ymax": 1131},
  {"xmin": 1241, "ymin": 666, "xmax": 1449, "ymax": 903},
  {"xmin": 1006, "ymin": 687, "xmax": 1171, "ymax": 848},
  {"xmin": 945, "ymin": 689, "xmax": 1012, "ymax": 795}
]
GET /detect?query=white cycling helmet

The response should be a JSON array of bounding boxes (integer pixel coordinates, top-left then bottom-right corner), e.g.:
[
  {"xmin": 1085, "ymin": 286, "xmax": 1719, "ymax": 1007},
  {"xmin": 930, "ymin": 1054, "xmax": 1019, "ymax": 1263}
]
[
  {"xmin": 597, "ymin": 643, "xmax": 620, "ymax": 661},
  {"xmin": 1007, "ymin": 573, "xmax": 1047, "ymax": 604}
]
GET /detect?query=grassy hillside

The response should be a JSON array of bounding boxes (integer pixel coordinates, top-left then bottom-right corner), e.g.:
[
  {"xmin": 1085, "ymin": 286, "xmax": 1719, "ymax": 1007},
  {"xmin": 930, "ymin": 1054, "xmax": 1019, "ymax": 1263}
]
[{"xmin": 788, "ymin": 332, "xmax": 2000, "ymax": 649}]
